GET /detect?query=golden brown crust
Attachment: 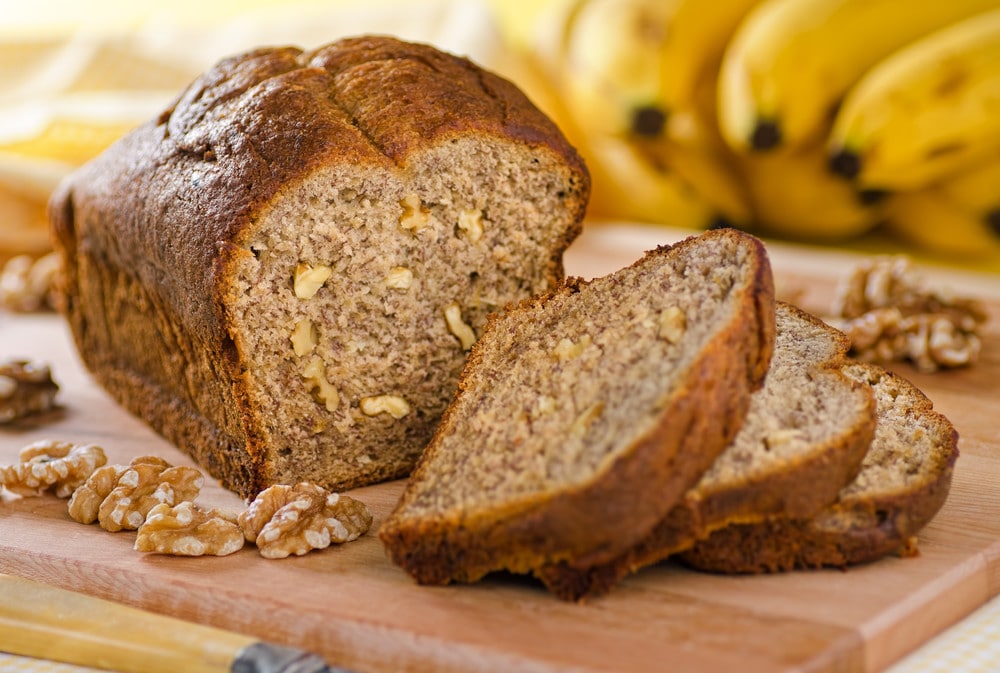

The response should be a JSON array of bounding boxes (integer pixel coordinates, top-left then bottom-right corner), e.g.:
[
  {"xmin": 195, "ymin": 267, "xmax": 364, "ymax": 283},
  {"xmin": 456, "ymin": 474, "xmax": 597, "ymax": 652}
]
[
  {"xmin": 679, "ymin": 363, "xmax": 959, "ymax": 574},
  {"xmin": 49, "ymin": 36, "xmax": 589, "ymax": 498},
  {"xmin": 535, "ymin": 304, "xmax": 878, "ymax": 600},
  {"xmin": 676, "ymin": 470, "xmax": 954, "ymax": 573},
  {"xmin": 379, "ymin": 230, "xmax": 776, "ymax": 585}
]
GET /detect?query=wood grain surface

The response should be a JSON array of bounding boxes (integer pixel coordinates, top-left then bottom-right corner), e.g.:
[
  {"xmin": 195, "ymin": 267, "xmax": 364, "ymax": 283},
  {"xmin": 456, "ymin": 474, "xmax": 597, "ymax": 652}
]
[{"xmin": 2, "ymin": 223, "xmax": 999, "ymax": 673}]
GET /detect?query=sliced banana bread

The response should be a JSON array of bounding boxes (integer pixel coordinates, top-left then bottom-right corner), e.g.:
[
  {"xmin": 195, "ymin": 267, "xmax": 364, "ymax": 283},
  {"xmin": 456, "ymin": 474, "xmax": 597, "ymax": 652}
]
[
  {"xmin": 379, "ymin": 229, "xmax": 776, "ymax": 585},
  {"xmin": 680, "ymin": 361, "xmax": 959, "ymax": 573},
  {"xmin": 536, "ymin": 302, "xmax": 878, "ymax": 600},
  {"xmin": 48, "ymin": 36, "xmax": 589, "ymax": 498}
]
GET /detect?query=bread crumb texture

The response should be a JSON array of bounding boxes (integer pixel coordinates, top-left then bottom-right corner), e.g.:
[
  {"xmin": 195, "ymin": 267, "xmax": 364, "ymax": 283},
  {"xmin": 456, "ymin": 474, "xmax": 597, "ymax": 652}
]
[
  {"xmin": 400, "ymin": 235, "xmax": 752, "ymax": 515},
  {"xmin": 680, "ymin": 361, "xmax": 958, "ymax": 573},
  {"xmin": 698, "ymin": 304, "xmax": 864, "ymax": 486},
  {"xmin": 50, "ymin": 36, "xmax": 589, "ymax": 496},
  {"xmin": 839, "ymin": 363, "xmax": 956, "ymax": 500}
]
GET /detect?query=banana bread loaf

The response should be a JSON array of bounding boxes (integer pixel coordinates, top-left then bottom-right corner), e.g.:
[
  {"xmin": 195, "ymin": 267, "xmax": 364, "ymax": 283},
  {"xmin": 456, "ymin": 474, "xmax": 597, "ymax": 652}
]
[
  {"xmin": 380, "ymin": 229, "xmax": 776, "ymax": 585},
  {"xmin": 48, "ymin": 36, "xmax": 589, "ymax": 498},
  {"xmin": 536, "ymin": 302, "xmax": 877, "ymax": 600},
  {"xmin": 680, "ymin": 361, "xmax": 959, "ymax": 573}
]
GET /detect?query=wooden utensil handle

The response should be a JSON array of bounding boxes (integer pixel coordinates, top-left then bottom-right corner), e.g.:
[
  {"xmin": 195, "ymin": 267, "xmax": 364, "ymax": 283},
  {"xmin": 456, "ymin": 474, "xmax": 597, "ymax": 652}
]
[{"xmin": 0, "ymin": 573, "xmax": 255, "ymax": 673}]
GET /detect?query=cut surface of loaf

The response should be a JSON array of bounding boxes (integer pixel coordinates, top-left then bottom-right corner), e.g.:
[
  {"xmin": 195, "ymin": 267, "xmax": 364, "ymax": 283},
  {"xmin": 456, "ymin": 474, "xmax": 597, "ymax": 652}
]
[
  {"xmin": 379, "ymin": 229, "xmax": 776, "ymax": 585},
  {"xmin": 680, "ymin": 361, "xmax": 959, "ymax": 573},
  {"xmin": 48, "ymin": 37, "xmax": 589, "ymax": 498},
  {"xmin": 536, "ymin": 302, "xmax": 878, "ymax": 600}
]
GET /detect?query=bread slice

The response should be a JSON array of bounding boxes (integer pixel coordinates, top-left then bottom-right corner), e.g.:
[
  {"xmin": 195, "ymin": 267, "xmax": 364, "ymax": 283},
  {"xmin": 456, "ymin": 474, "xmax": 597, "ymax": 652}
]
[
  {"xmin": 379, "ymin": 229, "xmax": 776, "ymax": 585},
  {"xmin": 680, "ymin": 361, "xmax": 959, "ymax": 573},
  {"xmin": 535, "ymin": 302, "xmax": 878, "ymax": 600},
  {"xmin": 48, "ymin": 37, "xmax": 589, "ymax": 498}
]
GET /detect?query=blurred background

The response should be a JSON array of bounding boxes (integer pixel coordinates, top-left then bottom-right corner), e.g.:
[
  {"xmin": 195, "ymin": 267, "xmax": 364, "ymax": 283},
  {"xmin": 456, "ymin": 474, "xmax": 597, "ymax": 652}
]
[{"xmin": 3, "ymin": 0, "xmax": 999, "ymax": 272}]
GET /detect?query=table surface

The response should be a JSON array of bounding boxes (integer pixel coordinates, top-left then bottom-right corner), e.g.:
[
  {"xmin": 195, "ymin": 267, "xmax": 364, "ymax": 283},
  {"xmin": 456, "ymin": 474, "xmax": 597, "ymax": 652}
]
[{"xmin": 2, "ymin": 223, "xmax": 1000, "ymax": 673}]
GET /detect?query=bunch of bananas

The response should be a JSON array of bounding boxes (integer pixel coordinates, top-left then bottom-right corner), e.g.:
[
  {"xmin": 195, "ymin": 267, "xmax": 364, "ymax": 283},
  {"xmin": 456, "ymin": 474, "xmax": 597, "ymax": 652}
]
[{"xmin": 517, "ymin": 0, "xmax": 1000, "ymax": 259}]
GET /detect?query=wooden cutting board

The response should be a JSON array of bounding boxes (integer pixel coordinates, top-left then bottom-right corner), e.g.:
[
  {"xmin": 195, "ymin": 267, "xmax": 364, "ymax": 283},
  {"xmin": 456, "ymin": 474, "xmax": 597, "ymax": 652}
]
[{"xmin": 2, "ymin": 223, "xmax": 1000, "ymax": 673}]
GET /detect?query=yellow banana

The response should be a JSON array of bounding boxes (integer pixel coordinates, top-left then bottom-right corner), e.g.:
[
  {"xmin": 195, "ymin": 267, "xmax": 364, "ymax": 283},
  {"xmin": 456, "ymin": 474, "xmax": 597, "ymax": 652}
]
[
  {"xmin": 883, "ymin": 157, "xmax": 1000, "ymax": 258},
  {"xmin": 936, "ymin": 154, "xmax": 1000, "ymax": 210},
  {"xmin": 884, "ymin": 192, "xmax": 1000, "ymax": 259},
  {"xmin": 740, "ymin": 144, "xmax": 885, "ymax": 241},
  {"xmin": 717, "ymin": 0, "xmax": 999, "ymax": 154},
  {"xmin": 558, "ymin": 0, "xmax": 674, "ymax": 138},
  {"xmin": 585, "ymin": 134, "xmax": 729, "ymax": 229},
  {"xmin": 534, "ymin": 0, "xmax": 760, "ymax": 141},
  {"xmin": 655, "ymin": 0, "xmax": 765, "ymax": 119},
  {"xmin": 829, "ymin": 9, "xmax": 1000, "ymax": 192},
  {"xmin": 527, "ymin": 0, "xmax": 753, "ymax": 227},
  {"xmin": 636, "ymin": 135, "xmax": 753, "ymax": 225}
]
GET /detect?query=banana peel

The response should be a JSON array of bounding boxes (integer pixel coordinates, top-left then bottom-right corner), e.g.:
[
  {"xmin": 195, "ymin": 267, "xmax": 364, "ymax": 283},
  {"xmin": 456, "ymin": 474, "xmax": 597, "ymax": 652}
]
[
  {"xmin": 739, "ymin": 145, "xmax": 884, "ymax": 242},
  {"xmin": 884, "ymin": 190, "xmax": 1000, "ymax": 260}
]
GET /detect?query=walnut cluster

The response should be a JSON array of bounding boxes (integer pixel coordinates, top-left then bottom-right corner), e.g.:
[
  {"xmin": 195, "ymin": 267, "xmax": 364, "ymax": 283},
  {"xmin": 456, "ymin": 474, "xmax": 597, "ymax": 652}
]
[
  {"xmin": 0, "ymin": 359, "xmax": 59, "ymax": 424},
  {"xmin": 0, "ymin": 252, "xmax": 60, "ymax": 312},
  {"xmin": 0, "ymin": 440, "xmax": 106, "ymax": 497},
  {"xmin": 3, "ymin": 439, "xmax": 372, "ymax": 558},
  {"xmin": 239, "ymin": 483, "xmax": 373, "ymax": 559},
  {"xmin": 68, "ymin": 455, "xmax": 204, "ymax": 532},
  {"xmin": 828, "ymin": 256, "xmax": 988, "ymax": 373}
]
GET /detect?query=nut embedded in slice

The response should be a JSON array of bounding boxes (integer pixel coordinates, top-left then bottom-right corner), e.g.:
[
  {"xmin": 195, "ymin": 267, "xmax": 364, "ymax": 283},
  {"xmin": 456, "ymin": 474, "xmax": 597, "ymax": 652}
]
[
  {"xmin": 385, "ymin": 266, "xmax": 414, "ymax": 290},
  {"xmin": 658, "ymin": 306, "xmax": 686, "ymax": 343},
  {"xmin": 398, "ymin": 194, "xmax": 435, "ymax": 233},
  {"xmin": 360, "ymin": 394, "xmax": 411, "ymax": 420},
  {"xmin": 302, "ymin": 357, "xmax": 339, "ymax": 412},
  {"xmin": 293, "ymin": 263, "xmax": 333, "ymax": 300},
  {"xmin": 552, "ymin": 335, "xmax": 592, "ymax": 361},
  {"xmin": 290, "ymin": 319, "xmax": 317, "ymax": 357},
  {"xmin": 443, "ymin": 301, "xmax": 476, "ymax": 350},
  {"xmin": 457, "ymin": 208, "xmax": 484, "ymax": 242}
]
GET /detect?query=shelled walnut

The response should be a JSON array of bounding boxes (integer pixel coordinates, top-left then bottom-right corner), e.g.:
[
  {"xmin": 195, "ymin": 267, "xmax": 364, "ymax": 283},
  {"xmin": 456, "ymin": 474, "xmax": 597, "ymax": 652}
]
[
  {"xmin": 399, "ymin": 194, "xmax": 435, "ymax": 233},
  {"xmin": 0, "ymin": 252, "xmax": 60, "ymax": 312},
  {"xmin": 0, "ymin": 359, "xmax": 59, "ymax": 424},
  {"xmin": 135, "ymin": 501, "xmax": 244, "ymax": 556},
  {"xmin": 827, "ymin": 255, "xmax": 988, "ymax": 373},
  {"xmin": 0, "ymin": 440, "xmax": 106, "ymax": 497},
  {"xmin": 238, "ymin": 482, "xmax": 372, "ymax": 559},
  {"xmin": 68, "ymin": 455, "xmax": 203, "ymax": 531},
  {"xmin": 443, "ymin": 301, "xmax": 476, "ymax": 350}
]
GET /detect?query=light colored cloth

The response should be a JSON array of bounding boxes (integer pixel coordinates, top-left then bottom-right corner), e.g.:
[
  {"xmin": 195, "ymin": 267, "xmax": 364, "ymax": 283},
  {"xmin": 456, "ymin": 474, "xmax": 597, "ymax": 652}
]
[
  {"xmin": 0, "ymin": 653, "xmax": 96, "ymax": 673},
  {"xmin": 885, "ymin": 593, "xmax": 1000, "ymax": 673},
  {"xmin": 0, "ymin": 0, "xmax": 513, "ymax": 258}
]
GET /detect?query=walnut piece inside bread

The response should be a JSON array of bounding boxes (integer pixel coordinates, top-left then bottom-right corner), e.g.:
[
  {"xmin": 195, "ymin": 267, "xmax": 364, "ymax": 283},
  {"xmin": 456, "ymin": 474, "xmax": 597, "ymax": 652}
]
[{"xmin": 48, "ymin": 36, "xmax": 590, "ymax": 497}]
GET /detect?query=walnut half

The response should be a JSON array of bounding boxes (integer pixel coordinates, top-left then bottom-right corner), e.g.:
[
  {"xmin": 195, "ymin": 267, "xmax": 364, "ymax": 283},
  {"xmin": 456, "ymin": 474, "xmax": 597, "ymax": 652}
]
[
  {"xmin": 0, "ymin": 440, "xmax": 106, "ymax": 497},
  {"xmin": 68, "ymin": 455, "xmax": 204, "ymax": 532},
  {"xmin": 827, "ymin": 255, "xmax": 988, "ymax": 372},
  {"xmin": 238, "ymin": 483, "xmax": 372, "ymax": 559},
  {"xmin": 0, "ymin": 359, "xmax": 59, "ymax": 424},
  {"xmin": 0, "ymin": 252, "xmax": 60, "ymax": 312},
  {"xmin": 135, "ymin": 501, "xmax": 244, "ymax": 556}
]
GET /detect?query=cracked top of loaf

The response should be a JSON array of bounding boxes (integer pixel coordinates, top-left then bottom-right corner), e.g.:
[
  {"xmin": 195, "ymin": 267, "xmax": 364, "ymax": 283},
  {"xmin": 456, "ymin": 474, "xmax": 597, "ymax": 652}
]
[
  {"xmin": 51, "ymin": 35, "xmax": 587, "ymax": 338},
  {"xmin": 48, "ymin": 36, "xmax": 590, "ymax": 496}
]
